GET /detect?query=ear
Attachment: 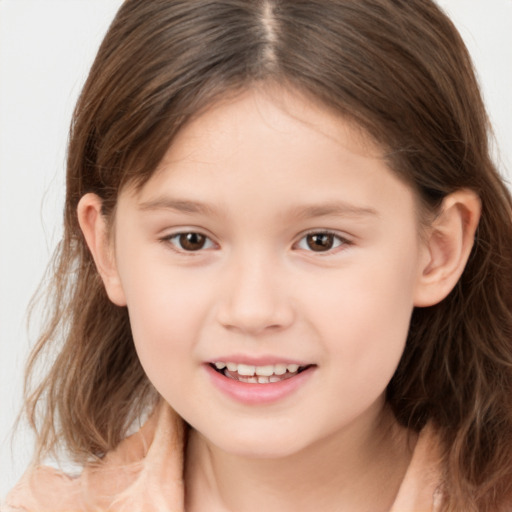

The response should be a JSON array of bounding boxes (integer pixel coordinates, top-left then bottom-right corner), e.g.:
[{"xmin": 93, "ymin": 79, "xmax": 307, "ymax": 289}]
[
  {"xmin": 414, "ymin": 189, "xmax": 481, "ymax": 307},
  {"xmin": 77, "ymin": 193, "xmax": 127, "ymax": 306}
]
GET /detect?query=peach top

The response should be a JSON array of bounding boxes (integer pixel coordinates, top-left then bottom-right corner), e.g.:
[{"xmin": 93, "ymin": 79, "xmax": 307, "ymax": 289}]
[{"xmin": 2, "ymin": 403, "xmax": 442, "ymax": 511}]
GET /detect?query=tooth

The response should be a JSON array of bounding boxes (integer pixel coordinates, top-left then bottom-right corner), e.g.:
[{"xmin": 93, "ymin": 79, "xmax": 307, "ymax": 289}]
[
  {"xmin": 269, "ymin": 376, "xmax": 281, "ymax": 383},
  {"xmin": 237, "ymin": 364, "xmax": 256, "ymax": 376},
  {"xmin": 274, "ymin": 364, "xmax": 287, "ymax": 375},
  {"xmin": 220, "ymin": 361, "xmax": 304, "ymax": 378},
  {"xmin": 247, "ymin": 377, "xmax": 258, "ymax": 383},
  {"xmin": 255, "ymin": 365, "xmax": 274, "ymax": 376},
  {"xmin": 258, "ymin": 376, "xmax": 270, "ymax": 384}
]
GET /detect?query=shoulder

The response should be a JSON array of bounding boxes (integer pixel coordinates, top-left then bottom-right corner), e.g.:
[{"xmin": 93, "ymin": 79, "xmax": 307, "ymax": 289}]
[
  {"xmin": 2, "ymin": 402, "xmax": 185, "ymax": 512},
  {"xmin": 2, "ymin": 465, "xmax": 82, "ymax": 512}
]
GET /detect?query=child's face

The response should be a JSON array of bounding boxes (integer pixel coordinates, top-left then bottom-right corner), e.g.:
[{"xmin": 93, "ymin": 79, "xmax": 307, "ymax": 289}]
[{"xmin": 109, "ymin": 89, "xmax": 429, "ymax": 458}]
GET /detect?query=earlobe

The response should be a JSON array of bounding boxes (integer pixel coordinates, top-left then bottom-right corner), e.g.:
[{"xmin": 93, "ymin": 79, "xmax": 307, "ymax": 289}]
[
  {"xmin": 77, "ymin": 193, "xmax": 127, "ymax": 306},
  {"xmin": 414, "ymin": 189, "xmax": 481, "ymax": 307}
]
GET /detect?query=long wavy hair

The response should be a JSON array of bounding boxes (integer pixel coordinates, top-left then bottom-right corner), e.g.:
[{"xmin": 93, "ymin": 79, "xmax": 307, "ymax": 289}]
[{"xmin": 24, "ymin": 1, "xmax": 512, "ymax": 510}]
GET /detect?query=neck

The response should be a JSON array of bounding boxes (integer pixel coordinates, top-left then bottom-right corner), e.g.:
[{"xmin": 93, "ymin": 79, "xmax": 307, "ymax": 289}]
[{"xmin": 184, "ymin": 405, "xmax": 416, "ymax": 512}]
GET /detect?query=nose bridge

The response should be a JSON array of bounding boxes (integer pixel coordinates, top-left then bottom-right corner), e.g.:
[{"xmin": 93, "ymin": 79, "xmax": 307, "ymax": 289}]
[{"xmin": 217, "ymin": 246, "xmax": 293, "ymax": 334}]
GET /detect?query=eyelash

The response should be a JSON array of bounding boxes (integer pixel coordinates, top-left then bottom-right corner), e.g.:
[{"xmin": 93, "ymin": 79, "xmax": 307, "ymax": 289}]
[
  {"xmin": 161, "ymin": 232, "xmax": 216, "ymax": 253},
  {"xmin": 161, "ymin": 229, "xmax": 351, "ymax": 255},
  {"xmin": 294, "ymin": 230, "xmax": 351, "ymax": 254}
]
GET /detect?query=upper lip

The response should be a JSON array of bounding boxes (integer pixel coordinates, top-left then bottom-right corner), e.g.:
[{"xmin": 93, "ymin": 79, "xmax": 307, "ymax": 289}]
[{"xmin": 207, "ymin": 354, "xmax": 313, "ymax": 366}]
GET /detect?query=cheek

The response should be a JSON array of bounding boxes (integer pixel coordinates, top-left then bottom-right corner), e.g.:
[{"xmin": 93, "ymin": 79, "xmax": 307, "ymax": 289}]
[
  {"xmin": 124, "ymin": 280, "xmax": 209, "ymax": 402},
  {"xmin": 115, "ymin": 248, "xmax": 214, "ymax": 377},
  {"xmin": 318, "ymin": 285, "xmax": 411, "ymax": 374},
  {"xmin": 304, "ymin": 247, "xmax": 418, "ymax": 382}
]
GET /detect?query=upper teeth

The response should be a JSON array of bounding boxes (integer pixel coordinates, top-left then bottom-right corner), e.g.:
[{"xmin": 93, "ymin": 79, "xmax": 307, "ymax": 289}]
[{"xmin": 214, "ymin": 362, "xmax": 300, "ymax": 376}]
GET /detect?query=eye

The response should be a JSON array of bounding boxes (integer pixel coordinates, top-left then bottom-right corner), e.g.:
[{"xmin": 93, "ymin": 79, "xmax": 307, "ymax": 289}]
[
  {"xmin": 296, "ymin": 231, "xmax": 348, "ymax": 253},
  {"xmin": 165, "ymin": 232, "xmax": 215, "ymax": 252}
]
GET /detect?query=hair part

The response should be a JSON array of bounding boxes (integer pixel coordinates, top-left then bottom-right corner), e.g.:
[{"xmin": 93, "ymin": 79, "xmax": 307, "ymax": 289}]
[{"xmin": 23, "ymin": 1, "xmax": 512, "ymax": 510}]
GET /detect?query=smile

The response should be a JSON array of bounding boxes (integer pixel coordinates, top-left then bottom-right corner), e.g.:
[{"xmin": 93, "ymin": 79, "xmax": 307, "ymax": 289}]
[
  {"xmin": 205, "ymin": 360, "xmax": 316, "ymax": 404},
  {"xmin": 210, "ymin": 362, "xmax": 312, "ymax": 384}
]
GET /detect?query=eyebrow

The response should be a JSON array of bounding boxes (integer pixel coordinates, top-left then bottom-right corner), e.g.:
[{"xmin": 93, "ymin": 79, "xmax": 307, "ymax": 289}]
[
  {"xmin": 137, "ymin": 197, "xmax": 378, "ymax": 219},
  {"xmin": 291, "ymin": 201, "xmax": 379, "ymax": 220},
  {"xmin": 138, "ymin": 198, "xmax": 218, "ymax": 216}
]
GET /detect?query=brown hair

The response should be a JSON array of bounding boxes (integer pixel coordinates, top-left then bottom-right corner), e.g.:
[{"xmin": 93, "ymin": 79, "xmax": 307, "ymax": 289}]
[{"xmin": 24, "ymin": 1, "xmax": 512, "ymax": 510}]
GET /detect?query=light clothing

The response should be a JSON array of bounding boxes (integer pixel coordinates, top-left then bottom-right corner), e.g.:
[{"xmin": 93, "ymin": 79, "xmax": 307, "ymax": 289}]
[{"xmin": 2, "ymin": 402, "xmax": 442, "ymax": 511}]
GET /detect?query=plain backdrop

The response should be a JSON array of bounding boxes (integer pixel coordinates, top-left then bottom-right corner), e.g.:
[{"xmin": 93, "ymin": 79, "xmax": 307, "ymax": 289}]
[{"xmin": 1, "ymin": 0, "xmax": 511, "ymax": 497}]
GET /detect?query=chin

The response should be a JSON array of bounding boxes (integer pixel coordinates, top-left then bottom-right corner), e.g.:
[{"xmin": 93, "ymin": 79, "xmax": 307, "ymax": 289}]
[{"xmin": 203, "ymin": 427, "xmax": 310, "ymax": 460}]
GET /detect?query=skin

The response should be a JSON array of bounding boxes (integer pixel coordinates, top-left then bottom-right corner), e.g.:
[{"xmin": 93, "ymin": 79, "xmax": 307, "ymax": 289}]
[{"xmin": 79, "ymin": 88, "xmax": 481, "ymax": 511}]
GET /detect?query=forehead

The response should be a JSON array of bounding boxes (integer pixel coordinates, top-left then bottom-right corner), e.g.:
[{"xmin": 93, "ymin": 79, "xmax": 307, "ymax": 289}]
[
  {"xmin": 118, "ymin": 88, "xmax": 419, "ymax": 228},
  {"xmin": 157, "ymin": 87, "xmax": 384, "ymax": 173}
]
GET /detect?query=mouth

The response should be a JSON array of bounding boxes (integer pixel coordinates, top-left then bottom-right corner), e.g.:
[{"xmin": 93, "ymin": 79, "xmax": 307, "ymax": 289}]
[{"xmin": 209, "ymin": 361, "xmax": 314, "ymax": 384}]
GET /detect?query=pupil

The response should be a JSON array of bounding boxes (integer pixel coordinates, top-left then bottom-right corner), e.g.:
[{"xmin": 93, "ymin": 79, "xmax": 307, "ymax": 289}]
[
  {"xmin": 180, "ymin": 233, "xmax": 205, "ymax": 251},
  {"xmin": 307, "ymin": 233, "xmax": 333, "ymax": 251}
]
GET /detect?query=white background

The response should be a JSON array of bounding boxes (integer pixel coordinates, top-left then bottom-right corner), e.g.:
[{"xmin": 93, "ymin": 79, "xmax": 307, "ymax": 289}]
[{"xmin": 1, "ymin": 0, "xmax": 511, "ymax": 497}]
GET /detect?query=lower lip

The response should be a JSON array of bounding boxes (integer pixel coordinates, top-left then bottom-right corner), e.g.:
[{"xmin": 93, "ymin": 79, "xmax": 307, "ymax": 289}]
[{"xmin": 205, "ymin": 364, "xmax": 315, "ymax": 405}]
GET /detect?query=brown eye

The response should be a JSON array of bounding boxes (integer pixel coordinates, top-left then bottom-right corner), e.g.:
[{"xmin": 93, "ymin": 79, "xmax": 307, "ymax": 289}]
[
  {"xmin": 297, "ymin": 232, "xmax": 346, "ymax": 253},
  {"xmin": 180, "ymin": 233, "xmax": 206, "ymax": 251},
  {"xmin": 167, "ymin": 232, "xmax": 214, "ymax": 252},
  {"xmin": 306, "ymin": 233, "xmax": 335, "ymax": 251}
]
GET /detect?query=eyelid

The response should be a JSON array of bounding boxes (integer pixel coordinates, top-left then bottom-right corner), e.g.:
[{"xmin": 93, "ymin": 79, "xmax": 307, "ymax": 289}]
[
  {"xmin": 293, "ymin": 229, "xmax": 353, "ymax": 253},
  {"xmin": 160, "ymin": 229, "xmax": 218, "ymax": 253}
]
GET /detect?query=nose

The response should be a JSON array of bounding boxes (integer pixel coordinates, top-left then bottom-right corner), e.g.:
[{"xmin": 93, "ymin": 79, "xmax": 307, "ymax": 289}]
[{"xmin": 216, "ymin": 253, "xmax": 295, "ymax": 335}]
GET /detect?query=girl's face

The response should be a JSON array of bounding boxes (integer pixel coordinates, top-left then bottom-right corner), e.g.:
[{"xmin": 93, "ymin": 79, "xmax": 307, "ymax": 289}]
[{"xmin": 108, "ymin": 89, "xmax": 429, "ymax": 458}]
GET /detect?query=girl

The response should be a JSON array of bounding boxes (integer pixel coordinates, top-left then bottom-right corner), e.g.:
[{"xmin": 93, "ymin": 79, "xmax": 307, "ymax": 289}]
[{"xmin": 3, "ymin": 0, "xmax": 512, "ymax": 511}]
